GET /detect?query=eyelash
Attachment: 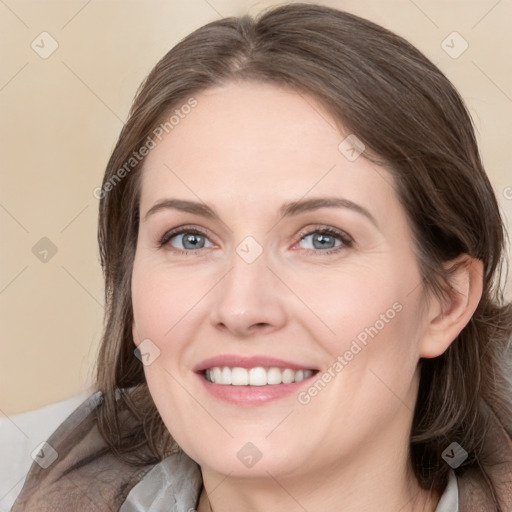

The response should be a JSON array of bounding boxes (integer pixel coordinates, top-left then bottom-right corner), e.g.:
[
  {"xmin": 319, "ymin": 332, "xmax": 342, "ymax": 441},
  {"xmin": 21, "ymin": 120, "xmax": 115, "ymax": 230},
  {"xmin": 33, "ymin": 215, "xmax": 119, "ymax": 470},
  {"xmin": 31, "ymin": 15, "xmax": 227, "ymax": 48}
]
[{"xmin": 158, "ymin": 225, "xmax": 354, "ymax": 256}]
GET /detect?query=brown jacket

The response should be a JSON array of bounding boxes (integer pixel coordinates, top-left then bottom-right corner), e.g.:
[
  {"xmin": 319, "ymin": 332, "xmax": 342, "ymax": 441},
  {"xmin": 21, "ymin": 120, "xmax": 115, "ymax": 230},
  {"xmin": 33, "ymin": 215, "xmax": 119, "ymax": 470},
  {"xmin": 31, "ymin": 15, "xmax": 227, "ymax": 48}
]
[{"xmin": 11, "ymin": 391, "xmax": 512, "ymax": 511}]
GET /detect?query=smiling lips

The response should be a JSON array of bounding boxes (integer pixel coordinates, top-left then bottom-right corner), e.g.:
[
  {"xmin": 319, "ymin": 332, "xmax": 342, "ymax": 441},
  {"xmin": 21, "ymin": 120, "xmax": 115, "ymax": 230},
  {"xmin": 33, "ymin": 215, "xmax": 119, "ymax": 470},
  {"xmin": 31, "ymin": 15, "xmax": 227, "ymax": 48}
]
[
  {"xmin": 205, "ymin": 366, "xmax": 315, "ymax": 386},
  {"xmin": 194, "ymin": 355, "xmax": 318, "ymax": 404}
]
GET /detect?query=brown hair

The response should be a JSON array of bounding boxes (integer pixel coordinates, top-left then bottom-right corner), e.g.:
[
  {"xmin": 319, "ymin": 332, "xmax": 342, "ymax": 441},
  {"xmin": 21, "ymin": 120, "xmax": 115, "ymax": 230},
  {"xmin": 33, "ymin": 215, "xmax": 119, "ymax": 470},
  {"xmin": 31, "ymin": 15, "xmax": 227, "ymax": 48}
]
[{"xmin": 95, "ymin": 2, "xmax": 512, "ymax": 504}]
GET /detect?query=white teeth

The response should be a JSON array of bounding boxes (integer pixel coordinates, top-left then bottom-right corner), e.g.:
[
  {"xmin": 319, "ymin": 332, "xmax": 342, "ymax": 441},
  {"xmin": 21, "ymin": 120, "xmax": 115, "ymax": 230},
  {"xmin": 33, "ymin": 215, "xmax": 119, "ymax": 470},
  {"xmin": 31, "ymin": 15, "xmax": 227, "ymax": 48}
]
[
  {"xmin": 204, "ymin": 366, "xmax": 315, "ymax": 385},
  {"xmin": 221, "ymin": 366, "xmax": 232, "ymax": 385},
  {"xmin": 249, "ymin": 367, "xmax": 267, "ymax": 386},
  {"xmin": 267, "ymin": 367, "xmax": 282, "ymax": 385},
  {"xmin": 282, "ymin": 368, "xmax": 295, "ymax": 384},
  {"xmin": 231, "ymin": 367, "xmax": 249, "ymax": 385}
]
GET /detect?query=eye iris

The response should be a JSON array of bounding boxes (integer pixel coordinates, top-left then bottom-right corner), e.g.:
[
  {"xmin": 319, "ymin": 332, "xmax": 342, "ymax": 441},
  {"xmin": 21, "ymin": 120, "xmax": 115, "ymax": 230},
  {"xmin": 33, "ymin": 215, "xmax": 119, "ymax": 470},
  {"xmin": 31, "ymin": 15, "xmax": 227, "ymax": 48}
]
[
  {"xmin": 182, "ymin": 233, "xmax": 204, "ymax": 249},
  {"xmin": 313, "ymin": 233, "xmax": 336, "ymax": 249}
]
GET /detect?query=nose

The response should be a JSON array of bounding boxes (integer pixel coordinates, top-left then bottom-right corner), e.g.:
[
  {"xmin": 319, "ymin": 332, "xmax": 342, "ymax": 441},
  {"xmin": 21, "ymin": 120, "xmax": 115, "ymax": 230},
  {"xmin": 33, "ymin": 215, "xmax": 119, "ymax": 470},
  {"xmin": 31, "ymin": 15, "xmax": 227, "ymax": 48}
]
[{"xmin": 209, "ymin": 246, "xmax": 288, "ymax": 339}]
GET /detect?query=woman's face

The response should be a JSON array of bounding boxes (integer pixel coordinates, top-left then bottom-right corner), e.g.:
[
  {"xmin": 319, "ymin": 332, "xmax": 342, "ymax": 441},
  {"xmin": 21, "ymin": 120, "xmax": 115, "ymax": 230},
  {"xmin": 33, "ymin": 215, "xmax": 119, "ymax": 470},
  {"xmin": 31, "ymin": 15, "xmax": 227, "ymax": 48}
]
[{"xmin": 131, "ymin": 81, "xmax": 435, "ymax": 481}]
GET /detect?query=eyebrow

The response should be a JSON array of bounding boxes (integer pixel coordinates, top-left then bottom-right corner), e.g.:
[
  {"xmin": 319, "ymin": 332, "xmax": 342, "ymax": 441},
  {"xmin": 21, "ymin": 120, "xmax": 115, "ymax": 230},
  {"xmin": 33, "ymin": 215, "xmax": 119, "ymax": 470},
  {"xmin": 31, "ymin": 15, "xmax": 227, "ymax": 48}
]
[{"xmin": 143, "ymin": 197, "xmax": 378, "ymax": 227}]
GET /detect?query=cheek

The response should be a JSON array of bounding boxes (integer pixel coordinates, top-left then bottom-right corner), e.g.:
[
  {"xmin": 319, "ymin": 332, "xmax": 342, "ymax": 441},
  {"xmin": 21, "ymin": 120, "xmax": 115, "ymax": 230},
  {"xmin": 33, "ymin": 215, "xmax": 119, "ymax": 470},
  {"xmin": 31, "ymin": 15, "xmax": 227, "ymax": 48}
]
[
  {"xmin": 131, "ymin": 263, "xmax": 205, "ymax": 447},
  {"xmin": 293, "ymin": 264, "xmax": 414, "ymax": 350},
  {"xmin": 131, "ymin": 259, "xmax": 202, "ymax": 344},
  {"xmin": 297, "ymin": 257, "xmax": 425, "ymax": 408}
]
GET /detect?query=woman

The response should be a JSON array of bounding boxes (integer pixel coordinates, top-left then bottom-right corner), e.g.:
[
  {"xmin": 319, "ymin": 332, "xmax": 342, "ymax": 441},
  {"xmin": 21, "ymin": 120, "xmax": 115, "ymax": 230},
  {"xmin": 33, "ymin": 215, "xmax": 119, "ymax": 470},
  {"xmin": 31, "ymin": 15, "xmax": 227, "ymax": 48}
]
[{"xmin": 12, "ymin": 3, "xmax": 512, "ymax": 511}]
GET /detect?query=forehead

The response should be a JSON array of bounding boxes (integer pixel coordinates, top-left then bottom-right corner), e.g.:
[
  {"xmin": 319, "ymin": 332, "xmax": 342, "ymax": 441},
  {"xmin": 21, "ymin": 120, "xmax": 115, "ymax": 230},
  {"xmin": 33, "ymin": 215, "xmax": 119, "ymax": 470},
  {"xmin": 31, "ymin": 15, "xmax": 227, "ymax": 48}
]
[{"xmin": 139, "ymin": 81, "xmax": 397, "ymax": 219}]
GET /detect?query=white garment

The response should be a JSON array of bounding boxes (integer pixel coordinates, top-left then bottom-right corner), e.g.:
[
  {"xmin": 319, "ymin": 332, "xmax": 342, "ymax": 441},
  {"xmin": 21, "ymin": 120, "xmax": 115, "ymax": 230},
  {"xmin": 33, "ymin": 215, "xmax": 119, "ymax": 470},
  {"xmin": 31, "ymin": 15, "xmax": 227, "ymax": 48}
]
[
  {"xmin": 435, "ymin": 469, "xmax": 459, "ymax": 512},
  {"xmin": 0, "ymin": 390, "xmax": 92, "ymax": 512}
]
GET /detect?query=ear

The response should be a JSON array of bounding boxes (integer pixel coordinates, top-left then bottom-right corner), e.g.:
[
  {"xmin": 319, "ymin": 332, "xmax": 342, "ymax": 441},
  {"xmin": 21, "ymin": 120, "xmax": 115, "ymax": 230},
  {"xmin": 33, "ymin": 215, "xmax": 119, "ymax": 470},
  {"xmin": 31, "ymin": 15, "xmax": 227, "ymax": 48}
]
[{"xmin": 419, "ymin": 256, "xmax": 484, "ymax": 358}]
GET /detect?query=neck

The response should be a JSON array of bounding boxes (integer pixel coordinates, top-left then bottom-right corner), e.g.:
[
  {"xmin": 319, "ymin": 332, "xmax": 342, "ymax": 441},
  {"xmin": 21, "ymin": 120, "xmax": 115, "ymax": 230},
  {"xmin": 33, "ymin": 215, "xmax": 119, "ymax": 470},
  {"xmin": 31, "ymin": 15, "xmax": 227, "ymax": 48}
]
[{"xmin": 197, "ymin": 438, "xmax": 439, "ymax": 512}]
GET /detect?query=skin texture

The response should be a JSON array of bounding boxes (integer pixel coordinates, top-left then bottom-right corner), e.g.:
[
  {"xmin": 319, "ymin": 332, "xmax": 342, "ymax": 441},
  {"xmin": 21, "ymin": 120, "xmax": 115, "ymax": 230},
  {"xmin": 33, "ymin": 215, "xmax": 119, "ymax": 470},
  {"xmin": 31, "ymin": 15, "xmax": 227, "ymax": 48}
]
[{"xmin": 131, "ymin": 81, "xmax": 483, "ymax": 512}]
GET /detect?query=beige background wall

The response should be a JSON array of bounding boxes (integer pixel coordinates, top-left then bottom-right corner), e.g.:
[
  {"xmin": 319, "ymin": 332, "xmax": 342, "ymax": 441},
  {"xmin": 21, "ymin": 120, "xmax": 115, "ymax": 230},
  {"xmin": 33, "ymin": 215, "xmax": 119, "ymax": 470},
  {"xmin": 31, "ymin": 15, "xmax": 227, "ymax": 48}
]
[{"xmin": 1, "ymin": 0, "xmax": 511, "ymax": 416}]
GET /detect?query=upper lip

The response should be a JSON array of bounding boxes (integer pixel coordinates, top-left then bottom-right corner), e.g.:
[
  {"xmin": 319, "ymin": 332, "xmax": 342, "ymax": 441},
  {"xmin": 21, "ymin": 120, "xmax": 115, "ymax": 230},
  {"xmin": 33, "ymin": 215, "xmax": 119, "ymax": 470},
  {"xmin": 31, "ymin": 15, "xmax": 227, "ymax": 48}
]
[{"xmin": 193, "ymin": 355, "xmax": 318, "ymax": 372}]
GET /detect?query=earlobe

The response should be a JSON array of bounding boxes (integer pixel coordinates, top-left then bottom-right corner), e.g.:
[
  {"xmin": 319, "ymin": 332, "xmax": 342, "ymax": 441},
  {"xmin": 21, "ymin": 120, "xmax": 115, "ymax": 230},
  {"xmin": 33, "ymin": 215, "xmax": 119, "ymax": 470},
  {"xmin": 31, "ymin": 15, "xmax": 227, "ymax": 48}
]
[
  {"xmin": 420, "ymin": 256, "xmax": 484, "ymax": 359},
  {"xmin": 132, "ymin": 319, "xmax": 140, "ymax": 347}
]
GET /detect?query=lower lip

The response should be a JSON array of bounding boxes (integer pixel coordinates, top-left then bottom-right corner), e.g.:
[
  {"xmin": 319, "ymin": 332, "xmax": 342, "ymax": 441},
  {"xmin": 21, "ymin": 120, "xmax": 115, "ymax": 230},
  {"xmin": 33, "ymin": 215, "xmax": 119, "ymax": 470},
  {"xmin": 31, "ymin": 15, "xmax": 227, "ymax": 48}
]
[{"xmin": 196, "ymin": 372, "xmax": 316, "ymax": 405}]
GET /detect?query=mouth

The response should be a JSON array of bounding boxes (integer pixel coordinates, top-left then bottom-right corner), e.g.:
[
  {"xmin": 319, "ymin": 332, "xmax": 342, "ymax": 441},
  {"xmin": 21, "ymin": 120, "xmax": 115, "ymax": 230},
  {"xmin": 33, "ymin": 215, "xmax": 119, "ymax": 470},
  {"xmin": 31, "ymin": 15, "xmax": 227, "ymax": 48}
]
[
  {"xmin": 203, "ymin": 366, "xmax": 316, "ymax": 386},
  {"xmin": 194, "ymin": 355, "xmax": 319, "ymax": 405}
]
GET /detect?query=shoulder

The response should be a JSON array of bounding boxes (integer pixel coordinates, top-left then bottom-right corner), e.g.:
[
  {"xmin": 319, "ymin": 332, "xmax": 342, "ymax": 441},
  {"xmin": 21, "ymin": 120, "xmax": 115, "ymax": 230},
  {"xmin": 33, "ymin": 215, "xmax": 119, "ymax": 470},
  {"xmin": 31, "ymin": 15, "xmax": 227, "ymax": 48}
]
[
  {"xmin": 458, "ymin": 400, "xmax": 512, "ymax": 512},
  {"xmin": 11, "ymin": 391, "xmax": 157, "ymax": 511}
]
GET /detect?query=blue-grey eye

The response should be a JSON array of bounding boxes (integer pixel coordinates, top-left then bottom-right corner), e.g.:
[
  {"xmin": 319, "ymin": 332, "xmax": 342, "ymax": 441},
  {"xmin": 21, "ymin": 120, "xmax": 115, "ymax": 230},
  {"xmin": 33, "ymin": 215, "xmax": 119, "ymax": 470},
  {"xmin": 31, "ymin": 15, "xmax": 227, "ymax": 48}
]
[
  {"xmin": 165, "ymin": 230, "xmax": 214, "ymax": 251},
  {"xmin": 299, "ymin": 231, "xmax": 342, "ymax": 250}
]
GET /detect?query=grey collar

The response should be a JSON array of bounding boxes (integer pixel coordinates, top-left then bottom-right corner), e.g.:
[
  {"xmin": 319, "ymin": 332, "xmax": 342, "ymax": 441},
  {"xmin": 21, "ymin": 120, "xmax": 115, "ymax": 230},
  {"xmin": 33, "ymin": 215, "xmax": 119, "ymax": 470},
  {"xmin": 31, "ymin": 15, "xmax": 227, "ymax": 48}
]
[{"xmin": 120, "ymin": 451, "xmax": 202, "ymax": 512}]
